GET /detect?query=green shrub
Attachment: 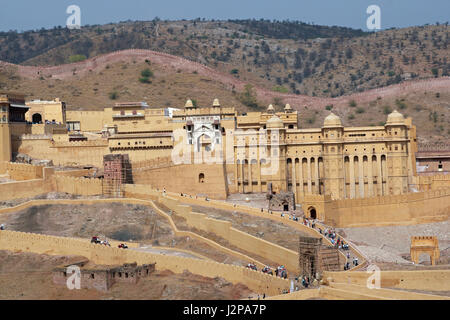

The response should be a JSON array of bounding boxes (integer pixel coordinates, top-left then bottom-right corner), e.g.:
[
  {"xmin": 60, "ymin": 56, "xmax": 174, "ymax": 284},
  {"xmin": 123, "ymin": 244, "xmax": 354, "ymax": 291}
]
[
  {"xmin": 272, "ymin": 86, "xmax": 289, "ymax": 93},
  {"xmin": 325, "ymin": 104, "xmax": 333, "ymax": 111},
  {"xmin": 69, "ymin": 54, "xmax": 87, "ymax": 63},
  {"xmin": 383, "ymin": 105, "xmax": 392, "ymax": 115},
  {"xmin": 348, "ymin": 100, "xmax": 357, "ymax": 107},
  {"xmin": 109, "ymin": 91, "xmax": 118, "ymax": 100},
  {"xmin": 348, "ymin": 114, "xmax": 355, "ymax": 120},
  {"xmin": 395, "ymin": 99, "xmax": 407, "ymax": 110},
  {"xmin": 356, "ymin": 107, "xmax": 365, "ymax": 114},
  {"xmin": 139, "ymin": 77, "xmax": 152, "ymax": 84},
  {"xmin": 141, "ymin": 68, "xmax": 154, "ymax": 78}
]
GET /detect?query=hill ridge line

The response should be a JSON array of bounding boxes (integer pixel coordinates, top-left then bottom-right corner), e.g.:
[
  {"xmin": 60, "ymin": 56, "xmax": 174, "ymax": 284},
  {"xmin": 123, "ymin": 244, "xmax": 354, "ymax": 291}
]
[{"xmin": 1, "ymin": 48, "xmax": 449, "ymax": 110}]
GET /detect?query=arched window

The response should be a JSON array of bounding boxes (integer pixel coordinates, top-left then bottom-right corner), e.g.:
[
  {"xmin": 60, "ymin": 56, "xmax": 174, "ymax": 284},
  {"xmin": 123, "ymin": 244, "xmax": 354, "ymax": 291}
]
[
  {"xmin": 199, "ymin": 173, "xmax": 205, "ymax": 183},
  {"xmin": 32, "ymin": 113, "xmax": 42, "ymax": 123}
]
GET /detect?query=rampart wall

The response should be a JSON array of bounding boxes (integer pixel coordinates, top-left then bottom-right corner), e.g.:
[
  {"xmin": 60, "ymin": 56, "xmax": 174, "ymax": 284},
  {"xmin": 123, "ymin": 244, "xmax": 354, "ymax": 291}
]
[
  {"xmin": 326, "ymin": 188, "xmax": 450, "ymax": 227},
  {"xmin": 132, "ymin": 163, "xmax": 228, "ymax": 199},
  {"xmin": 0, "ymin": 179, "xmax": 53, "ymax": 201},
  {"xmin": 0, "ymin": 230, "xmax": 290, "ymax": 296},
  {"xmin": 158, "ymin": 196, "xmax": 300, "ymax": 273},
  {"xmin": 53, "ymin": 176, "xmax": 102, "ymax": 196},
  {"xmin": 323, "ymin": 270, "xmax": 450, "ymax": 292},
  {"xmin": 415, "ymin": 174, "xmax": 450, "ymax": 191},
  {"xmin": 0, "ymin": 161, "xmax": 44, "ymax": 180}
]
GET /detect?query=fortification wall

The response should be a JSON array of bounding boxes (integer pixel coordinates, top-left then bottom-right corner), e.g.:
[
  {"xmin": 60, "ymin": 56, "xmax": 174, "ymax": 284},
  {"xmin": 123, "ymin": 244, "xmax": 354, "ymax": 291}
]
[
  {"xmin": 123, "ymin": 185, "xmax": 359, "ymax": 267},
  {"xmin": 324, "ymin": 282, "xmax": 449, "ymax": 300},
  {"xmin": 53, "ymin": 169, "xmax": 91, "ymax": 177},
  {"xmin": 0, "ymin": 179, "xmax": 53, "ymax": 201},
  {"xmin": 54, "ymin": 176, "xmax": 102, "ymax": 196},
  {"xmin": 1, "ymin": 161, "xmax": 44, "ymax": 181},
  {"xmin": 323, "ymin": 270, "xmax": 450, "ymax": 292},
  {"xmin": 159, "ymin": 196, "xmax": 300, "ymax": 273},
  {"xmin": 132, "ymin": 163, "xmax": 228, "ymax": 199},
  {"xmin": 17, "ymin": 139, "xmax": 108, "ymax": 167},
  {"xmin": 325, "ymin": 188, "xmax": 450, "ymax": 227},
  {"xmin": 0, "ymin": 230, "xmax": 290, "ymax": 296},
  {"xmin": 415, "ymin": 174, "xmax": 450, "ymax": 191}
]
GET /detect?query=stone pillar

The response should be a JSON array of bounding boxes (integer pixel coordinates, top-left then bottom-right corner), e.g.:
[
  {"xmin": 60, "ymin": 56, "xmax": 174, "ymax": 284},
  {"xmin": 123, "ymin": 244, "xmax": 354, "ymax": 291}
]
[
  {"xmin": 349, "ymin": 156, "xmax": 355, "ymax": 199},
  {"xmin": 241, "ymin": 161, "xmax": 245, "ymax": 193},
  {"xmin": 298, "ymin": 160, "xmax": 304, "ymax": 197},
  {"xmin": 257, "ymin": 158, "xmax": 262, "ymax": 193},
  {"xmin": 292, "ymin": 159, "xmax": 297, "ymax": 198},
  {"xmin": 307, "ymin": 157, "xmax": 312, "ymax": 193},
  {"xmin": 248, "ymin": 161, "xmax": 252, "ymax": 193},
  {"xmin": 359, "ymin": 156, "xmax": 365, "ymax": 198},
  {"xmin": 368, "ymin": 157, "xmax": 374, "ymax": 197},
  {"xmin": 377, "ymin": 155, "xmax": 383, "ymax": 196},
  {"xmin": 234, "ymin": 160, "xmax": 239, "ymax": 192},
  {"xmin": 314, "ymin": 157, "xmax": 320, "ymax": 194}
]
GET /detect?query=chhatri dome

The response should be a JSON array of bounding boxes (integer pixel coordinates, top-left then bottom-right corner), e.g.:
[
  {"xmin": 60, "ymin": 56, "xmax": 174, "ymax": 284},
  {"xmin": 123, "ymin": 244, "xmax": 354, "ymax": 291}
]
[
  {"xmin": 212, "ymin": 98, "xmax": 220, "ymax": 107},
  {"xmin": 267, "ymin": 104, "xmax": 275, "ymax": 113},
  {"xmin": 284, "ymin": 103, "xmax": 292, "ymax": 112},
  {"xmin": 266, "ymin": 115, "xmax": 284, "ymax": 129},
  {"xmin": 323, "ymin": 112, "xmax": 343, "ymax": 127},
  {"xmin": 386, "ymin": 110, "xmax": 405, "ymax": 125},
  {"xmin": 185, "ymin": 99, "xmax": 194, "ymax": 108}
]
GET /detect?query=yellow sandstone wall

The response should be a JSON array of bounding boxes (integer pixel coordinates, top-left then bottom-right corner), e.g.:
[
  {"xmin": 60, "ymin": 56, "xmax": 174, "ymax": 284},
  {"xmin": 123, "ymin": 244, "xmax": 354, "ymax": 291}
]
[
  {"xmin": 323, "ymin": 270, "xmax": 450, "ymax": 292},
  {"xmin": 133, "ymin": 163, "xmax": 228, "ymax": 199},
  {"xmin": 0, "ymin": 179, "xmax": 53, "ymax": 201},
  {"xmin": 415, "ymin": 174, "xmax": 450, "ymax": 191},
  {"xmin": 17, "ymin": 139, "xmax": 109, "ymax": 167},
  {"xmin": 0, "ymin": 230, "xmax": 290, "ymax": 296},
  {"xmin": 0, "ymin": 161, "xmax": 44, "ymax": 181},
  {"xmin": 158, "ymin": 195, "xmax": 300, "ymax": 273},
  {"xmin": 325, "ymin": 188, "xmax": 450, "ymax": 227},
  {"xmin": 54, "ymin": 176, "xmax": 102, "ymax": 196}
]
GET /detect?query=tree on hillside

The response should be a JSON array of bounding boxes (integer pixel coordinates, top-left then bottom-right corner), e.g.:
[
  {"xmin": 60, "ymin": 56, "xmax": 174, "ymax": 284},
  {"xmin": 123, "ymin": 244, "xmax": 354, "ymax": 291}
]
[{"xmin": 238, "ymin": 84, "xmax": 259, "ymax": 109}]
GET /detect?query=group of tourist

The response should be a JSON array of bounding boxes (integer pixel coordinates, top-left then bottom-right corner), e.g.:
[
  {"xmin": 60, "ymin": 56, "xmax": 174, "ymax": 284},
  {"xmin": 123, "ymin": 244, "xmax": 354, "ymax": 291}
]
[{"xmin": 246, "ymin": 263, "xmax": 288, "ymax": 279}]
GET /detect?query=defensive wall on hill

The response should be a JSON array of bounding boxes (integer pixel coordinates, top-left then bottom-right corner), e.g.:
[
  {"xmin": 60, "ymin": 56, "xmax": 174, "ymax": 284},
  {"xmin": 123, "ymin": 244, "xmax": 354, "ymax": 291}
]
[
  {"xmin": 2, "ymin": 48, "xmax": 449, "ymax": 109},
  {"xmin": 0, "ymin": 197, "xmax": 271, "ymax": 272},
  {"xmin": 325, "ymin": 188, "xmax": 450, "ymax": 227},
  {"xmin": 132, "ymin": 161, "xmax": 228, "ymax": 199},
  {"xmin": 0, "ymin": 230, "xmax": 290, "ymax": 296},
  {"xmin": 414, "ymin": 174, "xmax": 450, "ymax": 191},
  {"xmin": 323, "ymin": 269, "xmax": 450, "ymax": 292}
]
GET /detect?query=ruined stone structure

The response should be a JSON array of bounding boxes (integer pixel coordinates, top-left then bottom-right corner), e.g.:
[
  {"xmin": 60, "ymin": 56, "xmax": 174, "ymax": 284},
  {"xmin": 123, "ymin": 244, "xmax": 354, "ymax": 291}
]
[
  {"xmin": 103, "ymin": 154, "xmax": 132, "ymax": 197},
  {"xmin": 410, "ymin": 236, "xmax": 440, "ymax": 265},
  {"xmin": 267, "ymin": 183, "xmax": 296, "ymax": 212},
  {"xmin": 298, "ymin": 236, "xmax": 341, "ymax": 279},
  {"xmin": 52, "ymin": 260, "xmax": 155, "ymax": 292}
]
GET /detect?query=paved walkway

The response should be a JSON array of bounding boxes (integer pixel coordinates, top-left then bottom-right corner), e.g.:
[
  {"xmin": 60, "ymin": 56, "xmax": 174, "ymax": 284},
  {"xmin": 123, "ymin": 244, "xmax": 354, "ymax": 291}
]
[{"xmin": 133, "ymin": 246, "xmax": 205, "ymax": 260}]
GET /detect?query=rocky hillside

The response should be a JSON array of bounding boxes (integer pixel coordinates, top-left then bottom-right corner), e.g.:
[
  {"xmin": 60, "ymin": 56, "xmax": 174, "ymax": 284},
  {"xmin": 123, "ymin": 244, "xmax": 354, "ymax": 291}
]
[
  {"xmin": 1, "ymin": 20, "xmax": 449, "ymax": 97},
  {"xmin": 0, "ymin": 20, "xmax": 448, "ymax": 142}
]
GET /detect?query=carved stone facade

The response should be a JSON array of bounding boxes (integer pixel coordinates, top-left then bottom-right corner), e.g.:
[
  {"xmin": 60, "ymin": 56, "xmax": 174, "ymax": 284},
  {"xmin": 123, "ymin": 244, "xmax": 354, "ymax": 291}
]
[
  {"xmin": 298, "ymin": 236, "xmax": 341, "ymax": 279},
  {"xmin": 410, "ymin": 236, "xmax": 440, "ymax": 265},
  {"xmin": 267, "ymin": 182, "xmax": 295, "ymax": 211}
]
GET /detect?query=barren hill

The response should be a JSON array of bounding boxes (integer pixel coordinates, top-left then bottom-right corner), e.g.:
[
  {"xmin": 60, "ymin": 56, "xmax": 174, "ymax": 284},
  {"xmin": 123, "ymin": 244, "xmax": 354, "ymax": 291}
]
[
  {"xmin": 0, "ymin": 47, "xmax": 449, "ymax": 142},
  {"xmin": 1, "ymin": 20, "xmax": 449, "ymax": 97},
  {"xmin": 0, "ymin": 20, "xmax": 449, "ymax": 142}
]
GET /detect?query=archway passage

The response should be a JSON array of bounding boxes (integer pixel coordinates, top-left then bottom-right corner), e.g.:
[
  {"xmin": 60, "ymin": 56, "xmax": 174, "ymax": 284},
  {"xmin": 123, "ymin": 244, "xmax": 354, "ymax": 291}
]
[
  {"xmin": 32, "ymin": 113, "xmax": 42, "ymax": 123},
  {"xmin": 308, "ymin": 207, "xmax": 317, "ymax": 219}
]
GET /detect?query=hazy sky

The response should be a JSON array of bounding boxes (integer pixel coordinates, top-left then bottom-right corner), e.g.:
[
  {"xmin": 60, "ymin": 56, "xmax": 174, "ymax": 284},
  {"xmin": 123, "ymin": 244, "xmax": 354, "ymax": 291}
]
[{"xmin": 1, "ymin": 0, "xmax": 449, "ymax": 32}]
